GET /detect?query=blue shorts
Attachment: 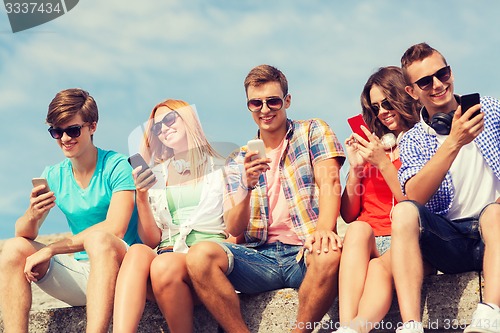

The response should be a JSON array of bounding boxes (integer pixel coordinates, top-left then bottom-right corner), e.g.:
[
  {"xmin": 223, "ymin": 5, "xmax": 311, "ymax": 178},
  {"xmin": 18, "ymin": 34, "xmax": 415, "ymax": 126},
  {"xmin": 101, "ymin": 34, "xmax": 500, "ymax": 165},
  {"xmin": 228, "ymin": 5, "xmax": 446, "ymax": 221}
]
[
  {"xmin": 217, "ymin": 241, "xmax": 307, "ymax": 294},
  {"xmin": 375, "ymin": 235, "xmax": 391, "ymax": 256},
  {"xmin": 407, "ymin": 201, "xmax": 494, "ymax": 274}
]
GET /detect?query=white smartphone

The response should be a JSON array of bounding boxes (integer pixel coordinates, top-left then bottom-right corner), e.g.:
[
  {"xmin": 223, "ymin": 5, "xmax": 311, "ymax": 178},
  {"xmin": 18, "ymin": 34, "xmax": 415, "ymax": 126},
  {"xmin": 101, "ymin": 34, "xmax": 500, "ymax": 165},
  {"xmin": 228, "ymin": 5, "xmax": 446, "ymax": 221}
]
[
  {"xmin": 247, "ymin": 139, "xmax": 267, "ymax": 160},
  {"xmin": 32, "ymin": 178, "xmax": 50, "ymax": 196}
]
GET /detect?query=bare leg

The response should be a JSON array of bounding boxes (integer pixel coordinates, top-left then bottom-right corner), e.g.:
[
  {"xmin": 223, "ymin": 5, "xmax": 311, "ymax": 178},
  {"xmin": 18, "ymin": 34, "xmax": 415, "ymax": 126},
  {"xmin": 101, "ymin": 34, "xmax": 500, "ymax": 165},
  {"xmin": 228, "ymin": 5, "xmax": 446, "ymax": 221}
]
[
  {"xmin": 0, "ymin": 237, "xmax": 47, "ymax": 333},
  {"xmin": 293, "ymin": 247, "xmax": 341, "ymax": 333},
  {"xmin": 113, "ymin": 244, "xmax": 156, "ymax": 333},
  {"xmin": 186, "ymin": 242, "xmax": 250, "ymax": 333},
  {"xmin": 355, "ymin": 251, "xmax": 393, "ymax": 333},
  {"xmin": 338, "ymin": 222, "xmax": 378, "ymax": 326},
  {"xmin": 480, "ymin": 204, "xmax": 500, "ymax": 305},
  {"xmin": 84, "ymin": 231, "xmax": 127, "ymax": 333},
  {"xmin": 391, "ymin": 202, "xmax": 423, "ymax": 322},
  {"xmin": 151, "ymin": 252, "xmax": 195, "ymax": 333}
]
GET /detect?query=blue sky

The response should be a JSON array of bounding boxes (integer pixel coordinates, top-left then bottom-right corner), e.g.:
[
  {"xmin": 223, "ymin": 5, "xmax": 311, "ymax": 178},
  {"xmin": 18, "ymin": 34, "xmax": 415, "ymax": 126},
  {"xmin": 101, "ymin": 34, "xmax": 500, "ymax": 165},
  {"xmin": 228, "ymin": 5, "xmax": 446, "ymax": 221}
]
[{"xmin": 0, "ymin": 0, "xmax": 499, "ymax": 238}]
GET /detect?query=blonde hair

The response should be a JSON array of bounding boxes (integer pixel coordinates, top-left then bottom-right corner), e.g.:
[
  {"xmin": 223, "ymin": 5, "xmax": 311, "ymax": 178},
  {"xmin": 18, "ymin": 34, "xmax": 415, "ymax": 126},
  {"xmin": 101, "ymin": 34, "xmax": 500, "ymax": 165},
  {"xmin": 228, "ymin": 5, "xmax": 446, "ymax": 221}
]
[{"xmin": 141, "ymin": 99, "xmax": 220, "ymax": 180}]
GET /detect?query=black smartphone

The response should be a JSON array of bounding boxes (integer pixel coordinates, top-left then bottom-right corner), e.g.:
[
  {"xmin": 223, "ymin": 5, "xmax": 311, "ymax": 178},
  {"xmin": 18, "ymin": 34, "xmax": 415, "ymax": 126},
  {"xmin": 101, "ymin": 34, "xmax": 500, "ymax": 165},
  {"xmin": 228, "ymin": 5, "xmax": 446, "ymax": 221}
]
[
  {"xmin": 128, "ymin": 153, "xmax": 150, "ymax": 173},
  {"xmin": 461, "ymin": 93, "xmax": 481, "ymax": 119}
]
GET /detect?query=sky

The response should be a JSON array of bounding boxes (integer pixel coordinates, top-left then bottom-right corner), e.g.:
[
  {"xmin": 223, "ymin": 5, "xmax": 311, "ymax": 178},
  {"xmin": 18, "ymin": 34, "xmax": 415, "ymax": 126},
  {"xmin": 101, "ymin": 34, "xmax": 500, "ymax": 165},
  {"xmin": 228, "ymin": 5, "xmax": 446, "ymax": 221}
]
[{"xmin": 0, "ymin": 0, "xmax": 499, "ymax": 238}]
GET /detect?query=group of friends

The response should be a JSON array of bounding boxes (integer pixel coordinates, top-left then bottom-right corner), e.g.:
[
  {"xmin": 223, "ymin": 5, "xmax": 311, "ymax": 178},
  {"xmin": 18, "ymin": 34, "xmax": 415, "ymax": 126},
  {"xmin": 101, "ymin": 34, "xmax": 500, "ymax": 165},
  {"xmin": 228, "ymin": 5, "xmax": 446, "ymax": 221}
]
[{"xmin": 0, "ymin": 42, "xmax": 498, "ymax": 333}]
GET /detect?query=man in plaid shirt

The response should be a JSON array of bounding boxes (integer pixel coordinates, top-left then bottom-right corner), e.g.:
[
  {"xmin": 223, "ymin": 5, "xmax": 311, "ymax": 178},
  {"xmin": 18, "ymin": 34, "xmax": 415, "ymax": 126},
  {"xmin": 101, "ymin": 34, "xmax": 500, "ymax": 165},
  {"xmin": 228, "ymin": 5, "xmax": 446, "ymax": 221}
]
[
  {"xmin": 187, "ymin": 64, "xmax": 345, "ymax": 332},
  {"xmin": 392, "ymin": 43, "xmax": 500, "ymax": 333}
]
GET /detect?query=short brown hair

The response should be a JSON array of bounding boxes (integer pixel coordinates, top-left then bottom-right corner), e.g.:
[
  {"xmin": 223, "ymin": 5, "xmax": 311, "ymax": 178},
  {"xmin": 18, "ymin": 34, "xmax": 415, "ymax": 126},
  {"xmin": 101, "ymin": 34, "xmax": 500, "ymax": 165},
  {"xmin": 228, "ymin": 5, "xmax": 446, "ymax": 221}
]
[
  {"xmin": 244, "ymin": 64, "xmax": 288, "ymax": 97},
  {"xmin": 400, "ymin": 42, "xmax": 447, "ymax": 84},
  {"xmin": 46, "ymin": 88, "xmax": 98, "ymax": 126}
]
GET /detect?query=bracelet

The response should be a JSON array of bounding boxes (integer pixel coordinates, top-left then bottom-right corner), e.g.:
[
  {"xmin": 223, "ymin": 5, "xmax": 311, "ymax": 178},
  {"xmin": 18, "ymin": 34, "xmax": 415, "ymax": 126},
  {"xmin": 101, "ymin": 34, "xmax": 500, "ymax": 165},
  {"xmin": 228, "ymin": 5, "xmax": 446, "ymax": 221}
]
[{"xmin": 240, "ymin": 180, "xmax": 257, "ymax": 191}]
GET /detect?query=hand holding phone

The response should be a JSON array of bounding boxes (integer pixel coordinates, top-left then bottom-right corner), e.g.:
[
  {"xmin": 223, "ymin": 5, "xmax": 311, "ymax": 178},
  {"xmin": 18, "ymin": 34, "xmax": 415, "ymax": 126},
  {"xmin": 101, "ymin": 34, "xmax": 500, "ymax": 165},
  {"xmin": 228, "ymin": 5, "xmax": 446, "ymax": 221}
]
[
  {"xmin": 460, "ymin": 93, "xmax": 481, "ymax": 119},
  {"xmin": 128, "ymin": 153, "xmax": 157, "ymax": 189},
  {"xmin": 347, "ymin": 114, "xmax": 370, "ymax": 141},
  {"xmin": 128, "ymin": 153, "xmax": 150, "ymax": 172},
  {"xmin": 247, "ymin": 139, "xmax": 267, "ymax": 161},
  {"xmin": 32, "ymin": 178, "xmax": 50, "ymax": 196}
]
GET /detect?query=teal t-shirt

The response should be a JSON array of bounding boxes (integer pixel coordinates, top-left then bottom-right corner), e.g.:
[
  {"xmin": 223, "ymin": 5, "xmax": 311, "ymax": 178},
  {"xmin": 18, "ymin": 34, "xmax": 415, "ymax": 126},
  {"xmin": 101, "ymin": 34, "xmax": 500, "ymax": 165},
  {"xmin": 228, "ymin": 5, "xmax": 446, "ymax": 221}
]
[{"xmin": 42, "ymin": 148, "xmax": 140, "ymax": 260}]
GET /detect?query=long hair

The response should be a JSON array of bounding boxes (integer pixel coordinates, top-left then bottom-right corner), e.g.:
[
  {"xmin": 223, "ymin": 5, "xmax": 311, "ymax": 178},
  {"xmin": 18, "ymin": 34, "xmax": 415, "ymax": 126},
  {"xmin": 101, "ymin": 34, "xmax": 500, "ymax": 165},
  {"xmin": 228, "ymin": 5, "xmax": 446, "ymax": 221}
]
[
  {"xmin": 361, "ymin": 66, "xmax": 420, "ymax": 138},
  {"xmin": 141, "ymin": 99, "xmax": 220, "ymax": 180}
]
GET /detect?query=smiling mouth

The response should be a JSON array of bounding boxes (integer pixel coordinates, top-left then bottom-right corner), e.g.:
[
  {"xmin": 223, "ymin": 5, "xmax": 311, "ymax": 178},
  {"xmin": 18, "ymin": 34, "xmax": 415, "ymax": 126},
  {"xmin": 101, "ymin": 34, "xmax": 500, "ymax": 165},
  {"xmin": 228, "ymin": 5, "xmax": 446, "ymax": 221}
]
[{"xmin": 431, "ymin": 87, "xmax": 448, "ymax": 98}]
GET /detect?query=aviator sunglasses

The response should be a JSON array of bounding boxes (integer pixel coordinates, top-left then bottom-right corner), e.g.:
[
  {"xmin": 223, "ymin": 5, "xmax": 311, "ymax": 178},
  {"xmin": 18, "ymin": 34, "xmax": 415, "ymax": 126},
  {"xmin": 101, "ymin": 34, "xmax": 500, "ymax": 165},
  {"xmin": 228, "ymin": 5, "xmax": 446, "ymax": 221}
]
[
  {"xmin": 371, "ymin": 99, "xmax": 394, "ymax": 116},
  {"xmin": 247, "ymin": 95, "xmax": 288, "ymax": 112},
  {"xmin": 151, "ymin": 111, "xmax": 179, "ymax": 135},
  {"xmin": 48, "ymin": 124, "xmax": 89, "ymax": 139},
  {"xmin": 413, "ymin": 65, "xmax": 451, "ymax": 91}
]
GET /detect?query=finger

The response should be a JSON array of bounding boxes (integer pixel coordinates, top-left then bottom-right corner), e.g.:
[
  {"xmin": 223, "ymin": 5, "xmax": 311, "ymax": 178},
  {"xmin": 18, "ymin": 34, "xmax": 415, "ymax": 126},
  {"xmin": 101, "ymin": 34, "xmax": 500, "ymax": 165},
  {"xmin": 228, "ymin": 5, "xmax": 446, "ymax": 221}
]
[
  {"xmin": 352, "ymin": 133, "xmax": 369, "ymax": 147},
  {"xmin": 132, "ymin": 165, "xmax": 143, "ymax": 178}
]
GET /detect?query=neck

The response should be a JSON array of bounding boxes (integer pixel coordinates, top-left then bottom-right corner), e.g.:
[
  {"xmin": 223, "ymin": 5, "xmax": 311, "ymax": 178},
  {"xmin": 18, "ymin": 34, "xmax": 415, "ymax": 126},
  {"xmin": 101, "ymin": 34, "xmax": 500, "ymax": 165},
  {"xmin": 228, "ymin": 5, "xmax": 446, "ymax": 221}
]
[
  {"xmin": 259, "ymin": 125, "xmax": 287, "ymax": 150},
  {"xmin": 425, "ymin": 95, "xmax": 460, "ymax": 118}
]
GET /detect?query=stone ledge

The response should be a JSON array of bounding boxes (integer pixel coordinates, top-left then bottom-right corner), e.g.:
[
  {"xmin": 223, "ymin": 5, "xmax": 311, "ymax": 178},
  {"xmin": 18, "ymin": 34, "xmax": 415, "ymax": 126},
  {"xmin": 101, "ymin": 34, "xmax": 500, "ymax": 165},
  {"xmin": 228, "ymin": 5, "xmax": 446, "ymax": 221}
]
[{"xmin": 0, "ymin": 271, "xmax": 481, "ymax": 332}]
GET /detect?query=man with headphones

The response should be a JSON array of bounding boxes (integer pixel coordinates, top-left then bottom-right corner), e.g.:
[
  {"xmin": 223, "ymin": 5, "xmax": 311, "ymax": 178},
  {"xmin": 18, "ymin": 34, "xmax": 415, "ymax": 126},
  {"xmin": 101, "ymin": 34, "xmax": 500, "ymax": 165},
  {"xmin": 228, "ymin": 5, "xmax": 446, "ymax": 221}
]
[{"xmin": 390, "ymin": 43, "xmax": 500, "ymax": 333}]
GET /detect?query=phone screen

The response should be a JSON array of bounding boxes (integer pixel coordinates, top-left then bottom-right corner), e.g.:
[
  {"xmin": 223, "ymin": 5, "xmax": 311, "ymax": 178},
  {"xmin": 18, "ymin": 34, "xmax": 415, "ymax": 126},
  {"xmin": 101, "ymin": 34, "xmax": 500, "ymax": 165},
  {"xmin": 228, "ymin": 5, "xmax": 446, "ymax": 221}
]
[
  {"xmin": 128, "ymin": 153, "xmax": 149, "ymax": 172},
  {"xmin": 347, "ymin": 114, "xmax": 369, "ymax": 141},
  {"xmin": 460, "ymin": 93, "xmax": 481, "ymax": 119}
]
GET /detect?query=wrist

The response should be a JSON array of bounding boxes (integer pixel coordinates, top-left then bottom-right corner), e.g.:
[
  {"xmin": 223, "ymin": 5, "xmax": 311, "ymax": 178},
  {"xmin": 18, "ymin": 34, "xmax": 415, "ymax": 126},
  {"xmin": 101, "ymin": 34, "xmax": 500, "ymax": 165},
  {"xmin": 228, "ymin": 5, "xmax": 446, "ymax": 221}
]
[{"xmin": 240, "ymin": 180, "xmax": 256, "ymax": 191}]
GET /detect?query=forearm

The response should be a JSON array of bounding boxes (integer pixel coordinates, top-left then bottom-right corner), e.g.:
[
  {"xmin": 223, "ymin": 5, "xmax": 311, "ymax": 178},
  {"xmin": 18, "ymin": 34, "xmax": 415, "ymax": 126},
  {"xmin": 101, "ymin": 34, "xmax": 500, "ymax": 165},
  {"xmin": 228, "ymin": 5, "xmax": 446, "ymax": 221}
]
[
  {"xmin": 224, "ymin": 188, "xmax": 251, "ymax": 237},
  {"xmin": 136, "ymin": 192, "xmax": 161, "ymax": 248},
  {"xmin": 406, "ymin": 140, "xmax": 461, "ymax": 204},
  {"xmin": 377, "ymin": 160, "xmax": 406, "ymax": 202},
  {"xmin": 15, "ymin": 210, "xmax": 41, "ymax": 239},
  {"xmin": 340, "ymin": 168, "xmax": 362, "ymax": 222},
  {"xmin": 316, "ymin": 180, "xmax": 342, "ymax": 232}
]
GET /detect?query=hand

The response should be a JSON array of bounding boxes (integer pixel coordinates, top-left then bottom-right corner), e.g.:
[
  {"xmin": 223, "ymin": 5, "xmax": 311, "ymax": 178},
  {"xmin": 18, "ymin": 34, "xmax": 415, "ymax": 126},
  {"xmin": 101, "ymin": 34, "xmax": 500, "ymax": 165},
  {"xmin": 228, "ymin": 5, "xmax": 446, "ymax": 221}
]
[
  {"xmin": 133, "ymin": 166, "xmax": 157, "ymax": 192},
  {"xmin": 28, "ymin": 186, "xmax": 56, "ymax": 221},
  {"xmin": 303, "ymin": 230, "xmax": 342, "ymax": 254},
  {"xmin": 448, "ymin": 104, "xmax": 484, "ymax": 148},
  {"xmin": 353, "ymin": 129, "xmax": 391, "ymax": 170},
  {"xmin": 344, "ymin": 135, "xmax": 366, "ymax": 170},
  {"xmin": 24, "ymin": 247, "xmax": 52, "ymax": 283},
  {"xmin": 242, "ymin": 151, "xmax": 271, "ymax": 189}
]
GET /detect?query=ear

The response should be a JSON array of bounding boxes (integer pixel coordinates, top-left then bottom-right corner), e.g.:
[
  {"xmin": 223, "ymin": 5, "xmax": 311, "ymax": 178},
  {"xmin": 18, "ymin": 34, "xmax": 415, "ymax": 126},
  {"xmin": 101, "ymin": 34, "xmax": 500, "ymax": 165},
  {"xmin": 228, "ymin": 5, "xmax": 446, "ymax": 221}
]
[
  {"xmin": 405, "ymin": 85, "xmax": 419, "ymax": 101},
  {"xmin": 284, "ymin": 93, "xmax": 291, "ymax": 109},
  {"xmin": 89, "ymin": 122, "xmax": 97, "ymax": 135}
]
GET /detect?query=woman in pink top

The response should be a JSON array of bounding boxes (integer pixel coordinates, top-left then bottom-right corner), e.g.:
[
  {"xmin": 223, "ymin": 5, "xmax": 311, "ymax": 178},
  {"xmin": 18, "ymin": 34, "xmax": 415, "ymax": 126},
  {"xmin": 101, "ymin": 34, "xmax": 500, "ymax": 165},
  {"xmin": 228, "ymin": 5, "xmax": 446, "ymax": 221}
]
[{"xmin": 334, "ymin": 67, "xmax": 419, "ymax": 333}]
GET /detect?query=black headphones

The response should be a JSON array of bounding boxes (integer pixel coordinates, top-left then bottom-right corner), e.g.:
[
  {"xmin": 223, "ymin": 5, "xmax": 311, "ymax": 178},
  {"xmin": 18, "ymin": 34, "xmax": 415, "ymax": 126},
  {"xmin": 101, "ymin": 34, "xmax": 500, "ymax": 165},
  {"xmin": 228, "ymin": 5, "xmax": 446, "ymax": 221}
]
[{"xmin": 422, "ymin": 95, "xmax": 460, "ymax": 135}]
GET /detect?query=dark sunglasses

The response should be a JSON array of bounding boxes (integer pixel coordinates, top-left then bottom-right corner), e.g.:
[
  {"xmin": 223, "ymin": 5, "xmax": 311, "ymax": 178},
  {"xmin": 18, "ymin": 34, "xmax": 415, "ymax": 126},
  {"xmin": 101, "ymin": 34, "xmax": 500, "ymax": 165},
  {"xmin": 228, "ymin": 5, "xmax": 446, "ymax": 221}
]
[
  {"xmin": 48, "ymin": 124, "xmax": 88, "ymax": 139},
  {"xmin": 247, "ymin": 95, "xmax": 287, "ymax": 113},
  {"xmin": 413, "ymin": 65, "xmax": 451, "ymax": 91},
  {"xmin": 371, "ymin": 99, "xmax": 394, "ymax": 116},
  {"xmin": 151, "ymin": 111, "xmax": 179, "ymax": 135}
]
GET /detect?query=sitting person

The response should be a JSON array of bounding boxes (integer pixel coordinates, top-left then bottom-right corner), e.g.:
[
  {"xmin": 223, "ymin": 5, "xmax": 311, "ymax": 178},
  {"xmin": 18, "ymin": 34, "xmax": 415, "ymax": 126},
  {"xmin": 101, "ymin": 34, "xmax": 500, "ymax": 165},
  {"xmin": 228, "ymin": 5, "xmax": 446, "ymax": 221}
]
[
  {"xmin": 0, "ymin": 88, "xmax": 140, "ymax": 332},
  {"xmin": 186, "ymin": 64, "xmax": 345, "ymax": 333},
  {"xmin": 113, "ymin": 99, "xmax": 227, "ymax": 333},
  {"xmin": 392, "ymin": 42, "xmax": 500, "ymax": 333},
  {"xmin": 335, "ymin": 66, "xmax": 419, "ymax": 333}
]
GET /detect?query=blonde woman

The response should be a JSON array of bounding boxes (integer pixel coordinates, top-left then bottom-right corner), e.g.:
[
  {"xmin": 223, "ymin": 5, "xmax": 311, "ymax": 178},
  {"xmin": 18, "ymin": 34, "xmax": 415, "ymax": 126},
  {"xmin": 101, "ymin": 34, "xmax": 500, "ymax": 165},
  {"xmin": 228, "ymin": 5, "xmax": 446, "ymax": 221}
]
[{"xmin": 113, "ymin": 99, "xmax": 226, "ymax": 333}]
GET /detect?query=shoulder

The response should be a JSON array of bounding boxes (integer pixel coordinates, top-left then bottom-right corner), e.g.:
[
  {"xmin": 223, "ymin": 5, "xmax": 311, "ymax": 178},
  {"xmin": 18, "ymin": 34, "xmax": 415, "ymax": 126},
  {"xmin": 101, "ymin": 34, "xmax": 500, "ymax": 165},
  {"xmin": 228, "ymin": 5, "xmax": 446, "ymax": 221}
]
[{"xmin": 99, "ymin": 148, "xmax": 129, "ymax": 164}]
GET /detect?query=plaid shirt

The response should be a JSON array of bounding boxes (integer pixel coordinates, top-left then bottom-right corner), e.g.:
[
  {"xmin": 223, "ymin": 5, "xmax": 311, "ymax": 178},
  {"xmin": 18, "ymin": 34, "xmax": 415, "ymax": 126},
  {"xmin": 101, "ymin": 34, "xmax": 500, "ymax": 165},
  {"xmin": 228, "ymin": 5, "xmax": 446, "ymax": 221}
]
[
  {"xmin": 398, "ymin": 95, "xmax": 500, "ymax": 215},
  {"xmin": 225, "ymin": 118, "xmax": 345, "ymax": 247}
]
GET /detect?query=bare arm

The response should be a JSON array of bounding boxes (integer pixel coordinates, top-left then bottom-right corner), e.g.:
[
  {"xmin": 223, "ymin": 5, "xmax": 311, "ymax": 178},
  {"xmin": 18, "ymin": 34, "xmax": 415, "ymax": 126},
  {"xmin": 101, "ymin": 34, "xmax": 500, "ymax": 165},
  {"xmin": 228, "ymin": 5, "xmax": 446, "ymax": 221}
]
[
  {"xmin": 406, "ymin": 106, "xmax": 483, "ymax": 204},
  {"xmin": 340, "ymin": 136, "xmax": 365, "ymax": 222},
  {"xmin": 315, "ymin": 158, "xmax": 343, "ymax": 232},
  {"xmin": 15, "ymin": 185, "xmax": 56, "ymax": 239}
]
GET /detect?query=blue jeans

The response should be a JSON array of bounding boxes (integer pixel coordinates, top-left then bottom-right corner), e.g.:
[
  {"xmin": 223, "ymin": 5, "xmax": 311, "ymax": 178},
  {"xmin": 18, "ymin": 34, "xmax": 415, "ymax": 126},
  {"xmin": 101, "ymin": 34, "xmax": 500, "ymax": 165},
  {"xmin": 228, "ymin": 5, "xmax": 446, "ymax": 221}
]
[
  {"xmin": 407, "ymin": 201, "xmax": 491, "ymax": 274},
  {"xmin": 217, "ymin": 241, "xmax": 307, "ymax": 294}
]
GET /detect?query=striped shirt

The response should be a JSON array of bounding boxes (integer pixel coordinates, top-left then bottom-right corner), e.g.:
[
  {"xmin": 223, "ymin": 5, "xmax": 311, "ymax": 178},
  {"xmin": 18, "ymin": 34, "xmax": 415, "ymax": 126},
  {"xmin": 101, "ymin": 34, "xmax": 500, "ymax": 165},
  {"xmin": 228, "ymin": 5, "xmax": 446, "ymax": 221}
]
[
  {"xmin": 398, "ymin": 95, "xmax": 500, "ymax": 215},
  {"xmin": 225, "ymin": 118, "xmax": 345, "ymax": 247}
]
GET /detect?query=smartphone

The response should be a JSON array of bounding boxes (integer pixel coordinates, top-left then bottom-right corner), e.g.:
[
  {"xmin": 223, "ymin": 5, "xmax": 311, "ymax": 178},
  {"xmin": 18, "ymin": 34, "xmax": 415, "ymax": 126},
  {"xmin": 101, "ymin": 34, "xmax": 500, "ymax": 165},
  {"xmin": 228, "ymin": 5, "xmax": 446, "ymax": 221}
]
[
  {"xmin": 460, "ymin": 93, "xmax": 481, "ymax": 119},
  {"xmin": 128, "ymin": 153, "xmax": 150, "ymax": 173},
  {"xmin": 247, "ymin": 139, "xmax": 267, "ymax": 160},
  {"xmin": 347, "ymin": 114, "xmax": 370, "ymax": 141},
  {"xmin": 32, "ymin": 178, "xmax": 50, "ymax": 196}
]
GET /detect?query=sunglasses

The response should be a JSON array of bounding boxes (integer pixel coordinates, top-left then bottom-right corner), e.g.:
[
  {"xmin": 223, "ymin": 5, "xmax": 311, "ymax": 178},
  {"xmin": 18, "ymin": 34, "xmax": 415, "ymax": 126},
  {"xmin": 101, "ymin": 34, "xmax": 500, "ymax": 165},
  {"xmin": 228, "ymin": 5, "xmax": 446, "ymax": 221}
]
[
  {"xmin": 48, "ymin": 124, "xmax": 88, "ymax": 139},
  {"xmin": 152, "ymin": 111, "xmax": 178, "ymax": 135},
  {"xmin": 371, "ymin": 99, "xmax": 394, "ymax": 116},
  {"xmin": 247, "ymin": 95, "xmax": 287, "ymax": 113},
  {"xmin": 413, "ymin": 65, "xmax": 451, "ymax": 91}
]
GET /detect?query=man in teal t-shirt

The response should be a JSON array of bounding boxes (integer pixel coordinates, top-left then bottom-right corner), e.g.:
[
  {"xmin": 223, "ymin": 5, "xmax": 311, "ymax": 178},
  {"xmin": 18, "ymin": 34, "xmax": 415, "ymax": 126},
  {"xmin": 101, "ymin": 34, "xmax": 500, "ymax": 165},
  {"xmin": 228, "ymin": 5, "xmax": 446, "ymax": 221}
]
[{"xmin": 0, "ymin": 88, "xmax": 140, "ymax": 332}]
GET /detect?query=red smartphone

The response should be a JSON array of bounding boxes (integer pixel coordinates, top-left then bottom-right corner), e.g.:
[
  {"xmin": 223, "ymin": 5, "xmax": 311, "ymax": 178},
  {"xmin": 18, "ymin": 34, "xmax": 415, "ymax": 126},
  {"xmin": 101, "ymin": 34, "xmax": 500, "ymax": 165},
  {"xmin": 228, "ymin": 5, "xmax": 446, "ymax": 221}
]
[
  {"xmin": 460, "ymin": 93, "xmax": 481, "ymax": 119},
  {"xmin": 347, "ymin": 114, "xmax": 369, "ymax": 141}
]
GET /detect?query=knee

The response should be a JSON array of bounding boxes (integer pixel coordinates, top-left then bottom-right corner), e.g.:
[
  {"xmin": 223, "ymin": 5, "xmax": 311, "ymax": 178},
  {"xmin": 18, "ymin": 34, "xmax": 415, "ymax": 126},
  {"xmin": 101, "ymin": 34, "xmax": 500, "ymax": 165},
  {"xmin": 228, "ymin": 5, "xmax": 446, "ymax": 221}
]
[
  {"xmin": 186, "ymin": 242, "xmax": 225, "ymax": 277},
  {"xmin": 309, "ymin": 248, "xmax": 341, "ymax": 278},
  {"xmin": 480, "ymin": 204, "xmax": 500, "ymax": 235},
  {"xmin": 343, "ymin": 221, "xmax": 374, "ymax": 246},
  {"xmin": 391, "ymin": 201, "xmax": 420, "ymax": 235},
  {"xmin": 150, "ymin": 255, "xmax": 186, "ymax": 289},
  {"xmin": 0, "ymin": 237, "xmax": 34, "ymax": 267},
  {"xmin": 367, "ymin": 257, "xmax": 391, "ymax": 277},
  {"xmin": 84, "ymin": 230, "xmax": 123, "ymax": 260},
  {"xmin": 124, "ymin": 244, "xmax": 152, "ymax": 263}
]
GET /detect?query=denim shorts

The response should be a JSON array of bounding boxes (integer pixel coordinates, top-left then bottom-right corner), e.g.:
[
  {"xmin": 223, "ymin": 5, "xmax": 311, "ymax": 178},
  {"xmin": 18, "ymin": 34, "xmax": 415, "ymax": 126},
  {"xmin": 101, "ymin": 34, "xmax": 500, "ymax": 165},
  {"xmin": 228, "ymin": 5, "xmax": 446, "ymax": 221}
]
[
  {"xmin": 216, "ymin": 241, "xmax": 307, "ymax": 294},
  {"xmin": 407, "ymin": 201, "xmax": 488, "ymax": 274},
  {"xmin": 375, "ymin": 236, "xmax": 391, "ymax": 256}
]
